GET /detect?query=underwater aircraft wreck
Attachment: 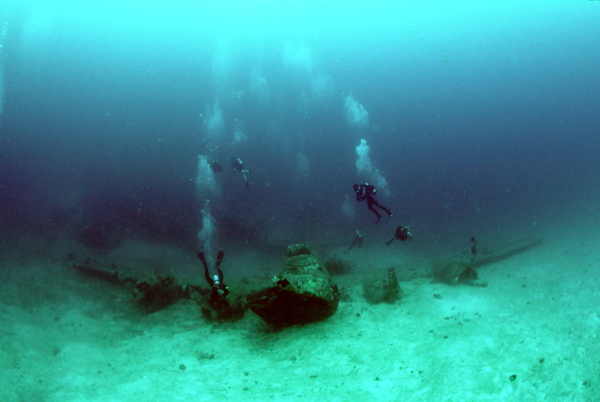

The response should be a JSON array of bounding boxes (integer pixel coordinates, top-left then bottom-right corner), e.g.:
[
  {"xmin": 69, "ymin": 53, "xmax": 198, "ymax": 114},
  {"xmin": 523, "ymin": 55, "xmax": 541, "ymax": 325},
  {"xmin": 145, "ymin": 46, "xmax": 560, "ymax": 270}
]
[{"xmin": 69, "ymin": 236, "xmax": 542, "ymax": 328}]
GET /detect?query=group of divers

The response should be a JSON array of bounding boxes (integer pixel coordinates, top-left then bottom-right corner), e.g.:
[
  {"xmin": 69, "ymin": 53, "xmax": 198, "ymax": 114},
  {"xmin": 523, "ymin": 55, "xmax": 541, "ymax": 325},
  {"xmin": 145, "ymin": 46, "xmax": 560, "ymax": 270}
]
[{"xmin": 201, "ymin": 157, "xmax": 414, "ymax": 308}]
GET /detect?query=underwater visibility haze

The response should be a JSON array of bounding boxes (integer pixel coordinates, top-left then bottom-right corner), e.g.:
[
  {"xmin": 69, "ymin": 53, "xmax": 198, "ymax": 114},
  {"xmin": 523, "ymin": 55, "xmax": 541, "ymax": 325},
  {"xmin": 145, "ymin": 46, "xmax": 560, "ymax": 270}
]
[
  {"xmin": 4, "ymin": 2, "xmax": 600, "ymax": 402},
  {"xmin": 0, "ymin": 0, "xmax": 599, "ymax": 253}
]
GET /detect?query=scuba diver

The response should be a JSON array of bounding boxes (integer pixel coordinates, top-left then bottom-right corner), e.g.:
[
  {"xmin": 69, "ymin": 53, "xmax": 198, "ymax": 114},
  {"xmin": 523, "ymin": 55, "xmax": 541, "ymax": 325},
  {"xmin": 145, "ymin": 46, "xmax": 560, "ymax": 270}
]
[
  {"xmin": 197, "ymin": 250, "xmax": 247, "ymax": 322},
  {"xmin": 197, "ymin": 250, "xmax": 230, "ymax": 309},
  {"xmin": 354, "ymin": 183, "xmax": 393, "ymax": 224},
  {"xmin": 344, "ymin": 230, "xmax": 364, "ymax": 254},
  {"xmin": 209, "ymin": 160, "xmax": 223, "ymax": 173},
  {"xmin": 232, "ymin": 157, "xmax": 252, "ymax": 189},
  {"xmin": 469, "ymin": 236, "xmax": 478, "ymax": 269},
  {"xmin": 385, "ymin": 225, "xmax": 414, "ymax": 245}
]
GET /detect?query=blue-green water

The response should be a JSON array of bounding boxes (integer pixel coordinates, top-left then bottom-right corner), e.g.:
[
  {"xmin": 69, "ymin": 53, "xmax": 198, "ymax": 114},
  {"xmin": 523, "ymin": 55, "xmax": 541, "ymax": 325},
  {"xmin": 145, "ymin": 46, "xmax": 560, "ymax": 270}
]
[{"xmin": 0, "ymin": 0, "xmax": 598, "ymax": 252}]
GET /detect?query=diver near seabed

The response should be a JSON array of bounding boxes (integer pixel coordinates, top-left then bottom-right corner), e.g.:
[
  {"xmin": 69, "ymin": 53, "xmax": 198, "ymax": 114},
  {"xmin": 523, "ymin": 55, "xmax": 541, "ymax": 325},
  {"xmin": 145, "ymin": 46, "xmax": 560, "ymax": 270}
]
[
  {"xmin": 232, "ymin": 157, "xmax": 252, "ymax": 189},
  {"xmin": 344, "ymin": 230, "xmax": 364, "ymax": 254},
  {"xmin": 198, "ymin": 250, "xmax": 230, "ymax": 309},
  {"xmin": 197, "ymin": 250, "xmax": 247, "ymax": 322},
  {"xmin": 385, "ymin": 225, "xmax": 414, "ymax": 245},
  {"xmin": 469, "ymin": 236, "xmax": 478, "ymax": 269},
  {"xmin": 354, "ymin": 183, "xmax": 393, "ymax": 223}
]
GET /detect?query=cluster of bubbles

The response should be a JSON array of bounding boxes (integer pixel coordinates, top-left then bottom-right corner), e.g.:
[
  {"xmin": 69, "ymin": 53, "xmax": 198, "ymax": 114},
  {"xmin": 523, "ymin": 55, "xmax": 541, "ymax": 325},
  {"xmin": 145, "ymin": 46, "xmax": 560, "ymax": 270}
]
[
  {"xmin": 197, "ymin": 204, "xmax": 217, "ymax": 267},
  {"xmin": 232, "ymin": 119, "xmax": 247, "ymax": 146},
  {"xmin": 195, "ymin": 155, "xmax": 220, "ymax": 202},
  {"xmin": 196, "ymin": 155, "xmax": 220, "ymax": 254},
  {"xmin": 344, "ymin": 94, "xmax": 369, "ymax": 129},
  {"xmin": 202, "ymin": 102, "xmax": 225, "ymax": 139},
  {"xmin": 355, "ymin": 138, "xmax": 374, "ymax": 174},
  {"xmin": 355, "ymin": 139, "xmax": 390, "ymax": 196},
  {"xmin": 344, "ymin": 93, "xmax": 391, "ymax": 211}
]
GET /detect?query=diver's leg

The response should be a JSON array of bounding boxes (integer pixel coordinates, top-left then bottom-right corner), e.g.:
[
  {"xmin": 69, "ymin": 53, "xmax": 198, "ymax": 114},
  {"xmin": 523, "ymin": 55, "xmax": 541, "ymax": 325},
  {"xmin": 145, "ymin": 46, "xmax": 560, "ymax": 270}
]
[
  {"xmin": 367, "ymin": 199, "xmax": 382, "ymax": 223},
  {"xmin": 344, "ymin": 237, "xmax": 358, "ymax": 254},
  {"xmin": 242, "ymin": 173, "xmax": 249, "ymax": 189},
  {"xmin": 373, "ymin": 200, "xmax": 393, "ymax": 217},
  {"xmin": 198, "ymin": 252, "xmax": 214, "ymax": 285}
]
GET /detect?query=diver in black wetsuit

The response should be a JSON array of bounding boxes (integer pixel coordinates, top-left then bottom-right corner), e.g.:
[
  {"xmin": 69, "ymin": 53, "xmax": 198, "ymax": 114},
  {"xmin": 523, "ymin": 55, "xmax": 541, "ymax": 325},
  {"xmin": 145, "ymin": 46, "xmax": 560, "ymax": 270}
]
[
  {"xmin": 232, "ymin": 157, "xmax": 252, "ymax": 189},
  {"xmin": 197, "ymin": 250, "xmax": 230, "ymax": 307},
  {"xmin": 197, "ymin": 250, "xmax": 247, "ymax": 322},
  {"xmin": 385, "ymin": 225, "xmax": 414, "ymax": 245},
  {"xmin": 209, "ymin": 160, "xmax": 223, "ymax": 173},
  {"xmin": 354, "ymin": 183, "xmax": 393, "ymax": 224}
]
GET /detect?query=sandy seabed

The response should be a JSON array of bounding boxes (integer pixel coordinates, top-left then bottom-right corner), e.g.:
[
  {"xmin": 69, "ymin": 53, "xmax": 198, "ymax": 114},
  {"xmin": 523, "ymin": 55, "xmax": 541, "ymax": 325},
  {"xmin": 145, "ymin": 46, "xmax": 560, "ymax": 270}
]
[{"xmin": 1, "ymin": 228, "xmax": 599, "ymax": 402}]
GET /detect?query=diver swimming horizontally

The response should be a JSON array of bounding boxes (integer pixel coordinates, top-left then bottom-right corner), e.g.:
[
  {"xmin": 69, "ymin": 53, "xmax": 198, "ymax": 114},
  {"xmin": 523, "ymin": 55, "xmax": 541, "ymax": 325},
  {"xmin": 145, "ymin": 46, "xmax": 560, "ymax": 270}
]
[
  {"xmin": 385, "ymin": 225, "xmax": 414, "ymax": 245},
  {"xmin": 354, "ymin": 183, "xmax": 393, "ymax": 224}
]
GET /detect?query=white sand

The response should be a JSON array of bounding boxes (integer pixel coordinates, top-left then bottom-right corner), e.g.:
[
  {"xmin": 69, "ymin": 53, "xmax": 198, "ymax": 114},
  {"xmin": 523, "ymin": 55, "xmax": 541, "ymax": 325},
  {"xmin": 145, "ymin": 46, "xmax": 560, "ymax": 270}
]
[{"xmin": 1, "ymin": 228, "xmax": 599, "ymax": 402}]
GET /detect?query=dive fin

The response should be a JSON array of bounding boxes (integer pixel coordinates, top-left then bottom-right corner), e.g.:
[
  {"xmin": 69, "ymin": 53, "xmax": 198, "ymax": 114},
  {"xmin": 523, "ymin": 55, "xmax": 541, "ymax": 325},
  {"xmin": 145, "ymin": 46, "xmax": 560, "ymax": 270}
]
[
  {"xmin": 216, "ymin": 250, "xmax": 225, "ymax": 268},
  {"xmin": 197, "ymin": 252, "xmax": 209, "ymax": 270}
]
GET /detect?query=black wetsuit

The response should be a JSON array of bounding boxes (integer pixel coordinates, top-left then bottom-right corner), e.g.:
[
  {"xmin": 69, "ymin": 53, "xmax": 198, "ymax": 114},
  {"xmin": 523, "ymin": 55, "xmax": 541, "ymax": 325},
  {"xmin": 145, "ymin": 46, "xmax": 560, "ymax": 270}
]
[
  {"xmin": 385, "ymin": 225, "xmax": 413, "ymax": 245},
  {"xmin": 199, "ymin": 251, "xmax": 230, "ymax": 308},
  {"xmin": 355, "ymin": 183, "xmax": 393, "ymax": 223},
  {"xmin": 232, "ymin": 158, "xmax": 251, "ymax": 189},
  {"xmin": 204, "ymin": 266, "xmax": 230, "ymax": 305},
  {"xmin": 232, "ymin": 158, "xmax": 245, "ymax": 172}
]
